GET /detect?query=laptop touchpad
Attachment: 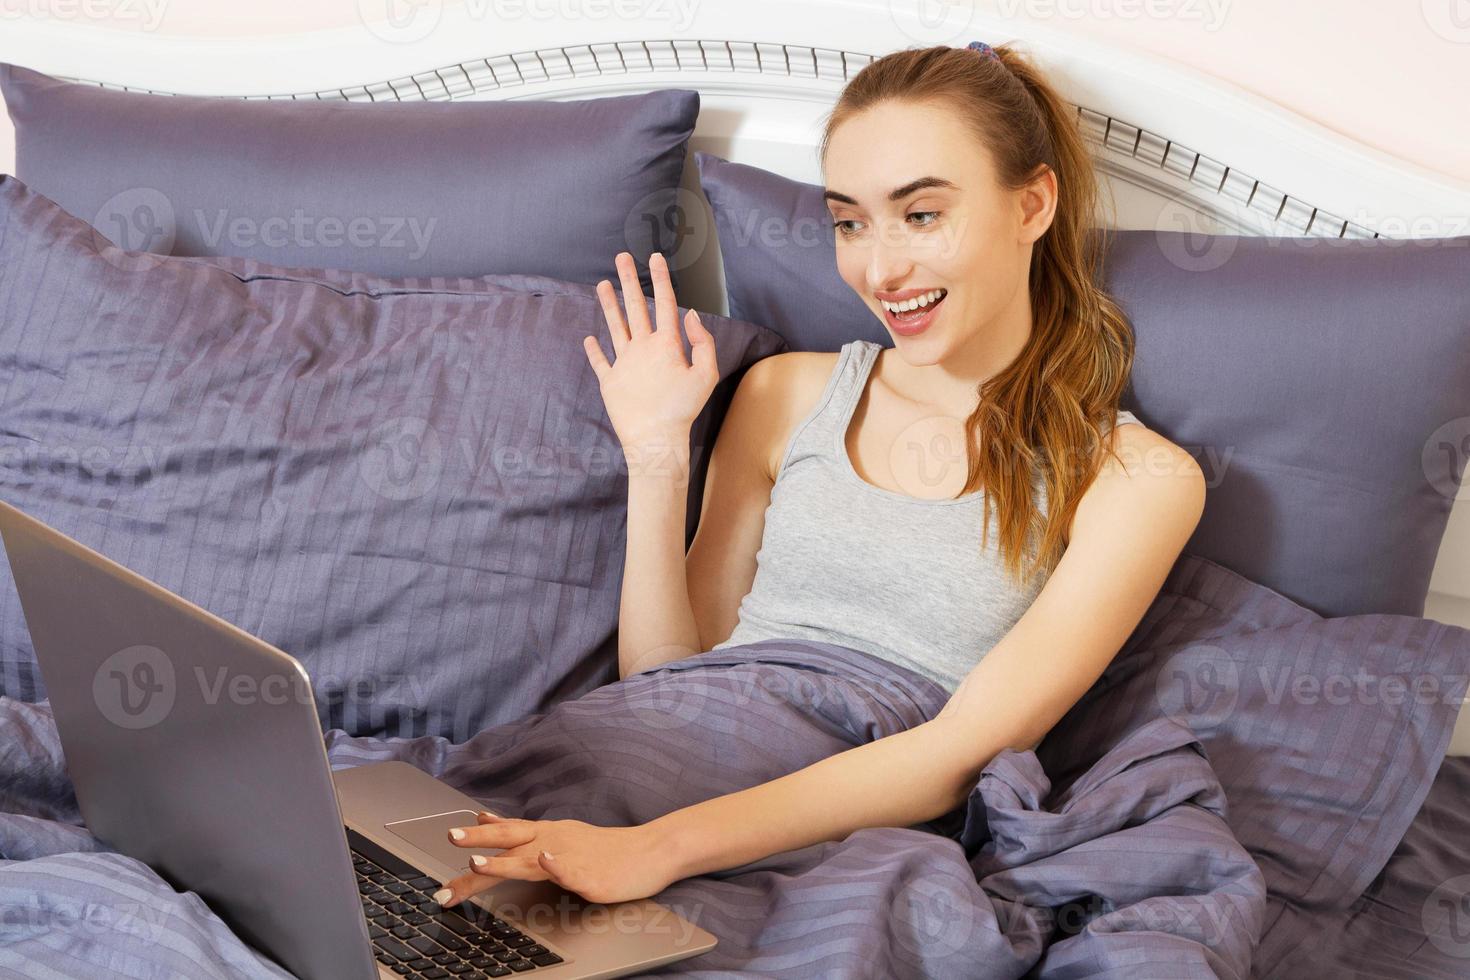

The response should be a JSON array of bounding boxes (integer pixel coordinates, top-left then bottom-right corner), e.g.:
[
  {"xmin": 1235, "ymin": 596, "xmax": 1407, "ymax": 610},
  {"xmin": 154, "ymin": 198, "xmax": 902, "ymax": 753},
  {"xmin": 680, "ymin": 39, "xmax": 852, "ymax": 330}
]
[{"xmin": 385, "ymin": 809, "xmax": 497, "ymax": 874}]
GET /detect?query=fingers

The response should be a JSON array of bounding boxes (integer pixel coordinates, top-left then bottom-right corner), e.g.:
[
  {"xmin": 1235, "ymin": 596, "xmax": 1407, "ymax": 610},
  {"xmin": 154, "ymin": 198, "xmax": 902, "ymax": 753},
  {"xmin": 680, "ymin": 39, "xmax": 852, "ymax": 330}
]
[
  {"xmin": 684, "ymin": 308, "xmax": 717, "ymax": 378},
  {"xmin": 594, "ymin": 278, "xmax": 629, "ymax": 357},
  {"xmin": 583, "ymin": 333, "xmax": 611, "ymax": 381},
  {"xmin": 433, "ymin": 851, "xmax": 552, "ymax": 907},
  {"xmin": 649, "ymin": 251, "xmax": 679, "ymax": 343},
  {"xmin": 467, "ymin": 851, "xmax": 547, "ymax": 880},
  {"xmin": 434, "ymin": 868, "xmax": 502, "ymax": 907},
  {"xmin": 447, "ymin": 814, "xmax": 537, "ymax": 850},
  {"xmin": 615, "ymin": 252, "xmax": 652, "ymax": 337}
]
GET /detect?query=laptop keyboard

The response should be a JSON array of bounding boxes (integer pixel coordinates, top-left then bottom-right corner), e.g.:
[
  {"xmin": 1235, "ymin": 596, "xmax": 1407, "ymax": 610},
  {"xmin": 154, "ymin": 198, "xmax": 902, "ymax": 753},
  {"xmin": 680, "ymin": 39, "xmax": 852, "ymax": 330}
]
[{"xmin": 348, "ymin": 827, "xmax": 566, "ymax": 977}]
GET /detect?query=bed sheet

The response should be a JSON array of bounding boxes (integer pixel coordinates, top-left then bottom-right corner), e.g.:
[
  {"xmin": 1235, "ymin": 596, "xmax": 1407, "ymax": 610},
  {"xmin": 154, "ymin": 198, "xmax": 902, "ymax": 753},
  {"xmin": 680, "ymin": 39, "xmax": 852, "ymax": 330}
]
[
  {"xmin": 0, "ymin": 637, "xmax": 1264, "ymax": 979},
  {"xmin": 1254, "ymin": 754, "xmax": 1470, "ymax": 979}
]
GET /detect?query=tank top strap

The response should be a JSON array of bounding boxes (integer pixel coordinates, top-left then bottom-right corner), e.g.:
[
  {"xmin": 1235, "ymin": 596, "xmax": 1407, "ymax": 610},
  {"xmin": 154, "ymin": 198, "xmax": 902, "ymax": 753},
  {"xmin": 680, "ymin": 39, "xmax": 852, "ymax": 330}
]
[
  {"xmin": 773, "ymin": 339, "xmax": 882, "ymax": 478},
  {"xmin": 1110, "ymin": 407, "xmax": 1144, "ymax": 431}
]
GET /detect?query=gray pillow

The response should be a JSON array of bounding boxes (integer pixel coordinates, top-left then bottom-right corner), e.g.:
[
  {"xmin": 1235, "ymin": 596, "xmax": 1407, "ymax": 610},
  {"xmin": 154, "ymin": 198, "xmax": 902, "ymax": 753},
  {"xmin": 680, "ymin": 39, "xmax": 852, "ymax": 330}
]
[
  {"xmin": 0, "ymin": 175, "xmax": 786, "ymax": 741},
  {"xmin": 0, "ymin": 63, "xmax": 698, "ymax": 295},
  {"xmin": 1035, "ymin": 552, "xmax": 1470, "ymax": 975},
  {"xmin": 695, "ymin": 150, "xmax": 1470, "ymax": 618}
]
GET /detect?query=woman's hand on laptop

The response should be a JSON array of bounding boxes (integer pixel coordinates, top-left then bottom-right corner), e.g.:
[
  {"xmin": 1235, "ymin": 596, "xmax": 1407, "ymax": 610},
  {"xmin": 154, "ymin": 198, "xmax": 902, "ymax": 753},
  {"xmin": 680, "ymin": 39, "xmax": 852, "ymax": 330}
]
[{"xmin": 435, "ymin": 810, "xmax": 677, "ymax": 907}]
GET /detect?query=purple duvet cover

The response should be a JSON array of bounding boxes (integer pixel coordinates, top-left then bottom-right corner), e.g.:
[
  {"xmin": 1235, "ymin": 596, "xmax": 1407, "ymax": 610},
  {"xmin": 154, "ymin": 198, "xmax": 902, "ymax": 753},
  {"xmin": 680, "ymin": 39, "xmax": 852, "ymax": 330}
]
[{"xmin": 0, "ymin": 553, "xmax": 1464, "ymax": 979}]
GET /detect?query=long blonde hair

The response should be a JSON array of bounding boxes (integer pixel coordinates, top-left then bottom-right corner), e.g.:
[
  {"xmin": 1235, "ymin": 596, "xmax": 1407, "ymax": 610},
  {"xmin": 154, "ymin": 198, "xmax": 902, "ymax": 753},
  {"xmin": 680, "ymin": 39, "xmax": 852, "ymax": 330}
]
[{"xmin": 820, "ymin": 43, "xmax": 1135, "ymax": 590}]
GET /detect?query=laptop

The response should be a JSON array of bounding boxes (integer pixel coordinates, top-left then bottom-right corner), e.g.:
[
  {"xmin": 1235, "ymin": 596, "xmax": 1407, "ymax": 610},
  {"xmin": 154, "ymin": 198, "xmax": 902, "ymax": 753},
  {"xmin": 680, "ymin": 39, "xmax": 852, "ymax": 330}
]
[{"xmin": 0, "ymin": 498, "xmax": 717, "ymax": 980}]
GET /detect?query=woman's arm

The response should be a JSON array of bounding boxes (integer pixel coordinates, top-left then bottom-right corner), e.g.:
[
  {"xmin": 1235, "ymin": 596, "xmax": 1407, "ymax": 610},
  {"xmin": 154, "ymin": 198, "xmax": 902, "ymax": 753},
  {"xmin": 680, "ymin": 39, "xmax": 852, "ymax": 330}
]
[
  {"xmin": 648, "ymin": 424, "xmax": 1208, "ymax": 880},
  {"xmin": 621, "ymin": 350, "xmax": 787, "ymax": 679},
  {"xmin": 617, "ymin": 442, "xmax": 703, "ymax": 678},
  {"xmin": 438, "ymin": 425, "xmax": 1206, "ymax": 905},
  {"xmin": 584, "ymin": 251, "xmax": 717, "ymax": 679}
]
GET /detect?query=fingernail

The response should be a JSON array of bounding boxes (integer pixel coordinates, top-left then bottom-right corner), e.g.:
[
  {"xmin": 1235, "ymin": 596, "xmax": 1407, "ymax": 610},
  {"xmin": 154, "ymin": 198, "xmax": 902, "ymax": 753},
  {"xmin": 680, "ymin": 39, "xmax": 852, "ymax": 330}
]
[
  {"xmin": 540, "ymin": 850, "xmax": 554, "ymax": 862},
  {"xmin": 432, "ymin": 888, "xmax": 452, "ymax": 906},
  {"xmin": 449, "ymin": 828, "xmax": 465, "ymax": 841},
  {"xmin": 471, "ymin": 854, "xmax": 487, "ymax": 868}
]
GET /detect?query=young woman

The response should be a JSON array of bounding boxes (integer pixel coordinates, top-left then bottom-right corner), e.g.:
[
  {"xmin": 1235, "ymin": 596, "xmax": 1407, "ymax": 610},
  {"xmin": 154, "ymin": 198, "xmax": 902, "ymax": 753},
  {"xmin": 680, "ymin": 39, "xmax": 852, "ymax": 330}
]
[{"xmin": 433, "ymin": 42, "xmax": 1205, "ymax": 909}]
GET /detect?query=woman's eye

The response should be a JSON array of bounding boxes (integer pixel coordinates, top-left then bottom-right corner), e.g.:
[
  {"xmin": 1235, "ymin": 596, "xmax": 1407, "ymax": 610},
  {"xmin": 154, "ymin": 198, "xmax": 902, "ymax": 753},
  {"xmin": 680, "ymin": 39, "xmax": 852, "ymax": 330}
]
[{"xmin": 831, "ymin": 212, "xmax": 939, "ymax": 237}]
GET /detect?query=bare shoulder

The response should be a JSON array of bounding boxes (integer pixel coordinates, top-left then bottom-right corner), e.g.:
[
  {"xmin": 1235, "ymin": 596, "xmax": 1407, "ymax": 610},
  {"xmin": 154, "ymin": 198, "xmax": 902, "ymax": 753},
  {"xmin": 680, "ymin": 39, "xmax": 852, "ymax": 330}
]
[
  {"xmin": 735, "ymin": 350, "xmax": 839, "ymax": 481},
  {"xmin": 1054, "ymin": 419, "xmax": 1204, "ymax": 550},
  {"xmin": 1093, "ymin": 419, "xmax": 1205, "ymax": 512},
  {"xmin": 1106, "ymin": 420, "xmax": 1197, "ymax": 475}
]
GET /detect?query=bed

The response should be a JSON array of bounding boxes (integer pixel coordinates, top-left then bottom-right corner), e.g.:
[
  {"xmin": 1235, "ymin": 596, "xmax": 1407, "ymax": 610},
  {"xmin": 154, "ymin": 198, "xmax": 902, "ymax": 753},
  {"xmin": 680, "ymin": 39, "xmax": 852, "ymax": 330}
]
[{"xmin": 1, "ymin": 3, "xmax": 1469, "ymax": 978}]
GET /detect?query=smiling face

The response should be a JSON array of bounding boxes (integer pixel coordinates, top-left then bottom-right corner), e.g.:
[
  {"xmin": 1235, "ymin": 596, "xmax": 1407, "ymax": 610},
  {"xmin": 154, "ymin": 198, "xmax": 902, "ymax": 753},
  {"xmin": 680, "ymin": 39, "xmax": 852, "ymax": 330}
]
[{"xmin": 822, "ymin": 98, "xmax": 1055, "ymax": 368}]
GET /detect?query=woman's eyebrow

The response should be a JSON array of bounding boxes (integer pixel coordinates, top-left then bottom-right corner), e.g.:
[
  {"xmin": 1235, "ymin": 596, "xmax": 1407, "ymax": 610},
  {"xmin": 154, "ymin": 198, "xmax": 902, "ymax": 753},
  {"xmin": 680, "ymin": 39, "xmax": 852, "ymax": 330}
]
[{"xmin": 822, "ymin": 176, "xmax": 960, "ymax": 206}]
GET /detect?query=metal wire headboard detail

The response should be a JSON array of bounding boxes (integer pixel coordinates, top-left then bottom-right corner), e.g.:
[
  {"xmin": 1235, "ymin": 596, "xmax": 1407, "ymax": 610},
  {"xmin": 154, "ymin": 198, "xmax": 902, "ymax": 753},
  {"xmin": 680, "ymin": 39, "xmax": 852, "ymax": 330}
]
[{"xmin": 60, "ymin": 38, "xmax": 1381, "ymax": 241}]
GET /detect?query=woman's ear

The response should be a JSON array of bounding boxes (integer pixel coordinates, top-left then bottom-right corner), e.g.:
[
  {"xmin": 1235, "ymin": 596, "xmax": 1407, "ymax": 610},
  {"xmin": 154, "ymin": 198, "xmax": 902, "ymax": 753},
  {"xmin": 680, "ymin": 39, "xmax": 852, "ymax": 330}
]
[{"xmin": 1017, "ymin": 165, "xmax": 1058, "ymax": 245}]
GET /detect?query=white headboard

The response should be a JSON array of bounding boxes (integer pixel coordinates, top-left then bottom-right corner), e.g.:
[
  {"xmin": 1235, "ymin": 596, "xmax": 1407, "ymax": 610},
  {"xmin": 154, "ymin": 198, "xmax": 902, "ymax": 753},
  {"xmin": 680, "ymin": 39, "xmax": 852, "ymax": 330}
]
[{"xmin": 4, "ymin": 1, "xmax": 1469, "ymax": 746}]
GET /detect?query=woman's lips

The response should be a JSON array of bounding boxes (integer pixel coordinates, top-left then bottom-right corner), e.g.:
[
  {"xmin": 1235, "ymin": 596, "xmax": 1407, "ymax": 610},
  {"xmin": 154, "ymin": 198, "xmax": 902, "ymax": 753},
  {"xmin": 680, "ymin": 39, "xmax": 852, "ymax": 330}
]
[{"xmin": 883, "ymin": 293, "xmax": 947, "ymax": 337}]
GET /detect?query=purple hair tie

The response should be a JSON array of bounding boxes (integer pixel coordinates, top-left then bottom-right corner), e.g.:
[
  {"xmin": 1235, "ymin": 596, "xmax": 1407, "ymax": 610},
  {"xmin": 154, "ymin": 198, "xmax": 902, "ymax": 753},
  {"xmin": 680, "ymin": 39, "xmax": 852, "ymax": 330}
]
[{"xmin": 967, "ymin": 40, "xmax": 999, "ymax": 61}]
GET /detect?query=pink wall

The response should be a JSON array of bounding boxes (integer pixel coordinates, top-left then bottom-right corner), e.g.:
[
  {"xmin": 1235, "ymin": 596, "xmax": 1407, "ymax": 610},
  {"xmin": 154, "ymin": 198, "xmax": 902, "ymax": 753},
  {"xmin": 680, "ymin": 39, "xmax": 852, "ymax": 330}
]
[{"xmin": 1, "ymin": 1, "xmax": 1467, "ymax": 184}]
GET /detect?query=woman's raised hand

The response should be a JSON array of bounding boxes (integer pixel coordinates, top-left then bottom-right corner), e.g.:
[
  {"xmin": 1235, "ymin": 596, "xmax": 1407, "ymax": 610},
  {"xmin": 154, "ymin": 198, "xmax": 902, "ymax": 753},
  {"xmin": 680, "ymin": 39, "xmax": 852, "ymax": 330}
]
[{"xmin": 584, "ymin": 251, "xmax": 718, "ymax": 455}]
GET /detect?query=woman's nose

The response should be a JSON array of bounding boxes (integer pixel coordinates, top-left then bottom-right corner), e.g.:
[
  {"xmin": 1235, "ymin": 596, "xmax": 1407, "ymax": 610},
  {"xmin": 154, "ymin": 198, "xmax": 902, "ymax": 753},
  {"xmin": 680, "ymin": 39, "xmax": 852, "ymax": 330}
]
[{"xmin": 866, "ymin": 242, "xmax": 915, "ymax": 296}]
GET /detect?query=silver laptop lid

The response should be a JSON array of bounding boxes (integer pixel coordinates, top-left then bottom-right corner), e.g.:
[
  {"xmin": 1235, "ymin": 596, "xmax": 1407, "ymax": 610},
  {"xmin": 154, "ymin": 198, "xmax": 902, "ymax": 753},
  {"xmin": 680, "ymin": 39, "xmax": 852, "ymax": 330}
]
[{"xmin": 0, "ymin": 498, "xmax": 377, "ymax": 980}]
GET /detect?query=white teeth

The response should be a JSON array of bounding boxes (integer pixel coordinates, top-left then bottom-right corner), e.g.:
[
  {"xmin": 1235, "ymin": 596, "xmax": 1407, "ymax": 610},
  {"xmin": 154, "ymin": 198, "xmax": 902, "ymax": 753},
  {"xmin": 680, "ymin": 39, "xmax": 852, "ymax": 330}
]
[{"xmin": 880, "ymin": 288, "xmax": 946, "ymax": 313}]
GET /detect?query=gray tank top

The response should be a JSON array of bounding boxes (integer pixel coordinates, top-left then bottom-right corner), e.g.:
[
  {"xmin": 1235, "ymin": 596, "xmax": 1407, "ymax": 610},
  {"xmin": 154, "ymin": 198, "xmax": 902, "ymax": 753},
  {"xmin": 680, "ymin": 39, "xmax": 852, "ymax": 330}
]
[{"xmin": 710, "ymin": 339, "xmax": 1142, "ymax": 694}]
